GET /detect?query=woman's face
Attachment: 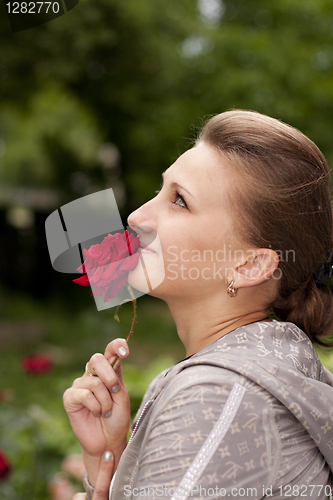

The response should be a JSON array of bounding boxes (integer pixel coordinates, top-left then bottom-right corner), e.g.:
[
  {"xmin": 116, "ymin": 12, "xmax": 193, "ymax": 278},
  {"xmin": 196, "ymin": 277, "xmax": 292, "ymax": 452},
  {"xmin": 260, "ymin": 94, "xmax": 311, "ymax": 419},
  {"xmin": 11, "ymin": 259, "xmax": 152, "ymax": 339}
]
[{"xmin": 127, "ymin": 141, "xmax": 248, "ymax": 300}]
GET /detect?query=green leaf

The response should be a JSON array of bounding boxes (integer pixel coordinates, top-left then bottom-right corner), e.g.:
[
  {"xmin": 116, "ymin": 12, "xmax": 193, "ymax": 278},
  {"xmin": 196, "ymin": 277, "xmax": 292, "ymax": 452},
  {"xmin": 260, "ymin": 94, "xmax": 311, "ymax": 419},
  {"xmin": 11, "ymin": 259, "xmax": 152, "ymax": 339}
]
[{"xmin": 114, "ymin": 307, "xmax": 121, "ymax": 323}]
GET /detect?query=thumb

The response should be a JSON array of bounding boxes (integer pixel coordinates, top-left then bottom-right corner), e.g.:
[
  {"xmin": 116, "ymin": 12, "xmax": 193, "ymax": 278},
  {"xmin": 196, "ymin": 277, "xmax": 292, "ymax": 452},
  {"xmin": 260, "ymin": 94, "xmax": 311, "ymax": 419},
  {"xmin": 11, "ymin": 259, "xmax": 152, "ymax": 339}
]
[{"xmin": 92, "ymin": 452, "xmax": 114, "ymax": 500}]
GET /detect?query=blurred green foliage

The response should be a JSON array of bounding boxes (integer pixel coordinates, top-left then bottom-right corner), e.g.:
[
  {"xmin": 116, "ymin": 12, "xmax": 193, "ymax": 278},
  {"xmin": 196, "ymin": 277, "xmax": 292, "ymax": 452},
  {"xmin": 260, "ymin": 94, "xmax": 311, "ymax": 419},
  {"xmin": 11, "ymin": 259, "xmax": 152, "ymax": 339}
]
[{"xmin": 1, "ymin": 0, "xmax": 333, "ymax": 210}]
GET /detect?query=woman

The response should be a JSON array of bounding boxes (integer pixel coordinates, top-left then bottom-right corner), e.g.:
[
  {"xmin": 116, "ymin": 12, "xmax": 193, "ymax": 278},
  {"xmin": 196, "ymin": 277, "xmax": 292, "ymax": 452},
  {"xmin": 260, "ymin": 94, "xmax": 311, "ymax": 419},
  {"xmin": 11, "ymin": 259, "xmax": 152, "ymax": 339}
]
[{"xmin": 65, "ymin": 110, "xmax": 333, "ymax": 499}]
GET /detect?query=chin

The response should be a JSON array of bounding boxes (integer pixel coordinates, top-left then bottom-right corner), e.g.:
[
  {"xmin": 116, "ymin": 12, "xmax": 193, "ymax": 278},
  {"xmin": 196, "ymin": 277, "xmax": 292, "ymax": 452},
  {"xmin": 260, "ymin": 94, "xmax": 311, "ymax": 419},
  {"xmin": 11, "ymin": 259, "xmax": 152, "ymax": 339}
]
[
  {"xmin": 128, "ymin": 264, "xmax": 151, "ymax": 294},
  {"xmin": 128, "ymin": 253, "xmax": 166, "ymax": 296}
]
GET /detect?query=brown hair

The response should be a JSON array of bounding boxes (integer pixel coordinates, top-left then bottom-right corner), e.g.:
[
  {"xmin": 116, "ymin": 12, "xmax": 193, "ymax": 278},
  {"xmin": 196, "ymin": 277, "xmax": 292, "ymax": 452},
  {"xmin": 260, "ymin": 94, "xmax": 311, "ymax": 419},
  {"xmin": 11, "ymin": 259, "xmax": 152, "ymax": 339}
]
[{"xmin": 199, "ymin": 110, "xmax": 333, "ymax": 346}]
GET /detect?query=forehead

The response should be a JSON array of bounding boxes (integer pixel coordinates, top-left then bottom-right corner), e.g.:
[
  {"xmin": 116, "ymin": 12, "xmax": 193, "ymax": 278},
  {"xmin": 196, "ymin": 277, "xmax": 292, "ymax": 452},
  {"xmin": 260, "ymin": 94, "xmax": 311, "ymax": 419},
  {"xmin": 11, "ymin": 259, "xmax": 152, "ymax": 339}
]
[{"xmin": 164, "ymin": 142, "xmax": 228, "ymax": 202}]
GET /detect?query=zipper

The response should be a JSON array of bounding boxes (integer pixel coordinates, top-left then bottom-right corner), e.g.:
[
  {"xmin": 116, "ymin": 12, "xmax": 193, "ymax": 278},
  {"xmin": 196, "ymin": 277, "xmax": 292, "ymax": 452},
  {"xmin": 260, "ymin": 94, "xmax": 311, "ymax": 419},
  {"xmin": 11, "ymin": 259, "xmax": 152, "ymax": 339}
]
[{"xmin": 128, "ymin": 398, "xmax": 154, "ymax": 446}]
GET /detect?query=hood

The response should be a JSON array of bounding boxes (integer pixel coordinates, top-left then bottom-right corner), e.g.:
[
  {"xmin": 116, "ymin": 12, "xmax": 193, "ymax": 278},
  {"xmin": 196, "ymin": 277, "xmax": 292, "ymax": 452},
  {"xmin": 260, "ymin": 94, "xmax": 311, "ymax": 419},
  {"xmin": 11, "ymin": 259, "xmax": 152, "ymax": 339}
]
[{"xmin": 166, "ymin": 320, "xmax": 333, "ymax": 474}]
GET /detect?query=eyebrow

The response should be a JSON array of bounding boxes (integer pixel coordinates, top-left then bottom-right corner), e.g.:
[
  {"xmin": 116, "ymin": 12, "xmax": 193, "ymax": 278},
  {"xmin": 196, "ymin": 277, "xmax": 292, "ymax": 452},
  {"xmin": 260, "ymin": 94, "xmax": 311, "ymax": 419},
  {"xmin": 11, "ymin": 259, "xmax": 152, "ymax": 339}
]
[{"xmin": 161, "ymin": 171, "xmax": 195, "ymax": 199}]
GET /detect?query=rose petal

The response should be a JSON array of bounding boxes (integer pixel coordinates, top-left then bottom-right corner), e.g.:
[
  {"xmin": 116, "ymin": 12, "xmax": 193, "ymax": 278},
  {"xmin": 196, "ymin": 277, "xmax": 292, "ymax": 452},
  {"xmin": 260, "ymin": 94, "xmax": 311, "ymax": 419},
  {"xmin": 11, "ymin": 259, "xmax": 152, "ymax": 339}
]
[
  {"xmin": 104, "ymin": 233, "xmax": 120, "ymax": 248},
  {"xmin": 116, "ymin": 262, "xmax": 128, "ymax": 279},
  {"xmin": 92, "ymin": 286, "xmax": 107, "ymax": 299},
  {"xmin": 99, "ymin": 241, "xmax": 111, "ymax": 261},
  {"xmin": 88, "ymin": 244, "xmax": 103, "ymax": 259},
  {"xmin": 89, "ymin": 265, "xmax": 104, "ymax": 284},
  {"xmin": 115, "ymin": 238, "xmax": 129, "ymax": 260},
  {"xmin": 77, "ymin": 250, "xmax": 96, "ymax": 273},
  {"xmin": 85, "ymin": 252, "xmax": 96, "ymax": 271},
  {"xmin": 107, "ymin": 233, "xmax": 121, "ymax": 241},
  {"xmin": 73, "ymin": 275, "xmax": 90, "ymax": 286},
  {"xmin": 118, "ymin": 254, "xmax": 139, "ymax": 275},
  {"xmin": 103, "ymin": 260, "xmax": 121, "ymax": 281},
  {"xmin": 129, "ymin": 253, "xmax": 140, "ymax": 269},
  {"xmin": 99, "ymin": 253, "xmax": 112, "ymax": 266},
  {"xmin": 98, "ymin": 267, "xmax": 121, "ymax": 287},
  {"xmin": 104, "ymin": 275, "xmax": 128, "ymax": 302},
  {"xmin": 117, "ymin": 248, "xmax": 130, "ymax": 261}
]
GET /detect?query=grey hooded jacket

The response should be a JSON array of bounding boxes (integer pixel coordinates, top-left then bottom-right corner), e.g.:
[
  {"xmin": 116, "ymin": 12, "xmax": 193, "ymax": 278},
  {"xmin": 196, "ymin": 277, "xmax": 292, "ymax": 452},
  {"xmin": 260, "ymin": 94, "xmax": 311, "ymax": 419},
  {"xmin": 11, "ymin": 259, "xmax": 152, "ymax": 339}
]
[{"xmin": 85, "ymin": 321, "xmax": 333, "ymax": 499}]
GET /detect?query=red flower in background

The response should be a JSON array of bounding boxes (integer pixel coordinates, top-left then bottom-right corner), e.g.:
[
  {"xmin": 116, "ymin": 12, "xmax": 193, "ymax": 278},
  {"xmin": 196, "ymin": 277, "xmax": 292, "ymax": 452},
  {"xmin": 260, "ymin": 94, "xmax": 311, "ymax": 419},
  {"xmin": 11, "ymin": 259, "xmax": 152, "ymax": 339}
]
[
  {"xmin": 73, "ymin": 230, "xmax": 139, "ymax": 302},
  {"xmin": 0, "ymin": 389, "xmax": 13, "ymax": 402},
  {"xmin": 21, "ymin": 354, "xmax": 53, "ymax": 374},
  {"xmin": 0, "ymin": 448, "xmax": 11, "ymax": 480}
]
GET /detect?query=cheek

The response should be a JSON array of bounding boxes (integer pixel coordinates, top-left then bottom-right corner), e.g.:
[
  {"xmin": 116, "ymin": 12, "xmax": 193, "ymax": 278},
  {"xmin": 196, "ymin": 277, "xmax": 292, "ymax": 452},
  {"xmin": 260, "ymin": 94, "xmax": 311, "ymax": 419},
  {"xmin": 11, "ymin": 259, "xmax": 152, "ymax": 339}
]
[
  {"xmin": 164, "ymin": 252, "xmax": 228, "ymax": 284},
  {"xmin": 145, "ymin": 214, "xmax": 236, "ymax": 292},
  {"xmin": 162, "ymin": 234, "xmax": 230, "ymax": 286}
]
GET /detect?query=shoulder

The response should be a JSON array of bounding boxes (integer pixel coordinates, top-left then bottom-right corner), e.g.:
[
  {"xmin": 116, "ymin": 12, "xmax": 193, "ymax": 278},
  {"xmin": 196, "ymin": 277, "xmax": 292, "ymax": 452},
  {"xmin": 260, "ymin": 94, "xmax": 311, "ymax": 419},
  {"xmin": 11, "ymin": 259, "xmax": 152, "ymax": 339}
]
[
  {"xmin": 140, "ymin": 364, "xmax": 283, "ymax": 489},
  {"xmin": 153, "ymin": 363, "xmax": 278, "ymax": 425},
  {"xmin": 194, "ymin": 320, "xmax": 323, "ymax": 380}
]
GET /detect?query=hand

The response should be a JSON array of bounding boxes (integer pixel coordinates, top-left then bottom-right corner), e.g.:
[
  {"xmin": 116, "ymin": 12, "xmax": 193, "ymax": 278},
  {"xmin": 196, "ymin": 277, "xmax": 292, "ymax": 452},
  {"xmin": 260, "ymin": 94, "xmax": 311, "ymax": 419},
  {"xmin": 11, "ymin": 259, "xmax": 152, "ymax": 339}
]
[
  {"xmin": 63, "ymin": 339, "xmax": 130, "ymax": 483},
  {"xmin": 73, "ymin": 451, "xmax": 114, "ymax": 500}
]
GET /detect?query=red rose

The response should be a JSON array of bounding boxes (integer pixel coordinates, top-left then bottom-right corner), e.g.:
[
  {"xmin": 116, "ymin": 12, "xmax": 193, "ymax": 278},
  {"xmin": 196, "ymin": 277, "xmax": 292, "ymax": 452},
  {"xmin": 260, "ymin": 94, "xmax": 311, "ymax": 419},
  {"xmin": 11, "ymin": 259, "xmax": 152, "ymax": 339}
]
[
  {"xmin": 0, "ymin": 448, "xmax": 11, "ymax": 480},
  {"xmin": 21, "ymin": 354, "xmax": 53, "ymax": 374},
  {"xmin": 73, "ymin": 230, "xmax": 139, "ymax": 302}
]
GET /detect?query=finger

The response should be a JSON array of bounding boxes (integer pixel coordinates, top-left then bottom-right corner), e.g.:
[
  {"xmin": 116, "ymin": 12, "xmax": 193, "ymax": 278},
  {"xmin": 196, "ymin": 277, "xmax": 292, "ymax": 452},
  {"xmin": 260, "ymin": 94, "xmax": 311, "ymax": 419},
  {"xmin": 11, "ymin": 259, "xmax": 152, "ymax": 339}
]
[
  {"xmin": 104, "ymin": 338, "xmax": 129, "ymax": 365},
  {"xmin": 63, "ymin": 387, "xmax": 103, "ymax": 418},
  {"xmin": 83, "ymin": 353, "xmax": 104, "ymax": 377},
  {"xmin": 73, "ymin": 494, "xmax": 87, "ymax": 500},
  {"xmin": 104, "ymin": 339, "xmax": 129, "ymax": 379},
  {"xmin": 93, "ymin": 452, "xmax": 114, "ymax": 500},
  {"xmin": 86, "ymin": 353, "xmax": 122, "ymax": 395},
  {"xmin": 72, "ymin": 377, "xmax": 114, "ymax": 419}
]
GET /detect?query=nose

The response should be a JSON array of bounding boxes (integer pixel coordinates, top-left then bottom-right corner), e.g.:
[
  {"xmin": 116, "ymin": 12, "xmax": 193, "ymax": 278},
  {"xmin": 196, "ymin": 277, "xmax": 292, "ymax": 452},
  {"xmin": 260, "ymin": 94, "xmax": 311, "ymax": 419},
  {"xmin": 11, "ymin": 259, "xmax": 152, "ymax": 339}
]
[{"xmin": 127, "ymin": 198, "xmax": 157, "ymax": 236}]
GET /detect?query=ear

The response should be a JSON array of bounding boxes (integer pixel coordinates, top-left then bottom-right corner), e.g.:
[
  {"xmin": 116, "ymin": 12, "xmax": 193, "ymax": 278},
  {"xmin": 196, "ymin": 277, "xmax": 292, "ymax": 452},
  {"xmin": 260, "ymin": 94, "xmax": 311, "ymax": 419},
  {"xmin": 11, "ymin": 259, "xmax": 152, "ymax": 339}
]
[{"xmin": 234, "ymin": 249, "xmax": 279, "ymax": 288}]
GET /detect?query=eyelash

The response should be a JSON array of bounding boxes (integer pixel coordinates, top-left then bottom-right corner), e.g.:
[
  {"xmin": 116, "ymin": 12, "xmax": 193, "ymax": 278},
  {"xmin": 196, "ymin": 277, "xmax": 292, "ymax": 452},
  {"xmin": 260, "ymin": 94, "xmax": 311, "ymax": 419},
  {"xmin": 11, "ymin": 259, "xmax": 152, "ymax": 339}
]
[
  {"xmin": 174, "ymin": 190, "xmax": 188, "ymax": 209},
  {"xmin": 155, "ymin": 187, "xmax": 188, "ymax": 210}
]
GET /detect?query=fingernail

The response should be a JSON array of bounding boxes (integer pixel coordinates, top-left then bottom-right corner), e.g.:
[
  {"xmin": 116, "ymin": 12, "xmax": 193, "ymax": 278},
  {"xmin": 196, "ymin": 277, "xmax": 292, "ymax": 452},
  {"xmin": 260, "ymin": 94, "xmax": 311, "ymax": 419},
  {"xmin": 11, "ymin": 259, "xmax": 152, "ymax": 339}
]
[
  {"xmin": 105, "ymin": 411, "xmax": 112, "ymax": 418},
  {"xmin": 104, "ymin": 451, "xmax": 112, "ymax": 461},
  {"xmin": 97, "ymin": 412, "xmax": 102, "ymax": 417},
  {"xmin": 118, "ymin": 347, "xmax": 127, "ymax": 356},
  {"xmin": 111, "ymin": 384, "xmax": 119, "ymax": 394}
]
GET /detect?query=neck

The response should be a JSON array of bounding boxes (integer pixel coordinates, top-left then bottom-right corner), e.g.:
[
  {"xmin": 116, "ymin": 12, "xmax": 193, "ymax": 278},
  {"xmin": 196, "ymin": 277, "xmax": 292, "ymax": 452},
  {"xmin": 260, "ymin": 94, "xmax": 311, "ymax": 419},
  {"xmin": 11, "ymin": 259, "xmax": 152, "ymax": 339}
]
[{"xmin": 165, "ymin": 294, "xmax": 271, "ymax": 357}]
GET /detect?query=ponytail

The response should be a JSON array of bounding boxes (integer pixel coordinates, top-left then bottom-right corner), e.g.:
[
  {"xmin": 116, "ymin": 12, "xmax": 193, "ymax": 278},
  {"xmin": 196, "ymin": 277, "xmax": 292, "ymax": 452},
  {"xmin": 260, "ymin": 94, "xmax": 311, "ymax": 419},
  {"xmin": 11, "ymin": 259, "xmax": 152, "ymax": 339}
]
[{"xmin": 273, "ymin": 278, "xmax": 333, "ymax": 347}]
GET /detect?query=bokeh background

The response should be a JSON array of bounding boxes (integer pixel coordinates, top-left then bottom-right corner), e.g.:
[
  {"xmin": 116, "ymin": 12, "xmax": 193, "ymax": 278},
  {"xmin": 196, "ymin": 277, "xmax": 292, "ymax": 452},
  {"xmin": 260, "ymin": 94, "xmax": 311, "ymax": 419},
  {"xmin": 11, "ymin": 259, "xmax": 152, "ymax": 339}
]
[{"xmin": 1, "ymin": 0, "xmax": 333, "ymax": 498}]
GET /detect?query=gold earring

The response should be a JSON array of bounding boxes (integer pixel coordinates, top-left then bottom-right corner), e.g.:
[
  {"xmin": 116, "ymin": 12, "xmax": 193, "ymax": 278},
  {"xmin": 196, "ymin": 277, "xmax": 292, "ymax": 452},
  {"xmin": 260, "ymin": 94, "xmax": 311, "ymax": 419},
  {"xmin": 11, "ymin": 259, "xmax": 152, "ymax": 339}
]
[{"xmin": 227, "ymin": 280, "xmax": 237, "ymax": 297}]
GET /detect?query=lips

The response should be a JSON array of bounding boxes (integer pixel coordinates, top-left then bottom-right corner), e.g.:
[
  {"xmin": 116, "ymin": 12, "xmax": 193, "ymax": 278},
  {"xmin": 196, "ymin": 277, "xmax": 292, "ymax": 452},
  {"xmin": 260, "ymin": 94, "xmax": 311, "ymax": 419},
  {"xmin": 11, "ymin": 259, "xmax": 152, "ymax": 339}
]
[{"xmin": 138, "ymin": 244, "xmax": 156, "ymax": 254}]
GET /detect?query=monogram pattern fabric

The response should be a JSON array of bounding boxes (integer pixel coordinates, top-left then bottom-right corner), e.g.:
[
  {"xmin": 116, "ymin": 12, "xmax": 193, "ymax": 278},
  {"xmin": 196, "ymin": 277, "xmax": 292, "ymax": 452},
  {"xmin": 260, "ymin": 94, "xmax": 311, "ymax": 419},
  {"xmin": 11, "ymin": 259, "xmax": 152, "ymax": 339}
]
[{"xmin": 88, "ymin": 321, "xmax": 333, "ymax": 499}]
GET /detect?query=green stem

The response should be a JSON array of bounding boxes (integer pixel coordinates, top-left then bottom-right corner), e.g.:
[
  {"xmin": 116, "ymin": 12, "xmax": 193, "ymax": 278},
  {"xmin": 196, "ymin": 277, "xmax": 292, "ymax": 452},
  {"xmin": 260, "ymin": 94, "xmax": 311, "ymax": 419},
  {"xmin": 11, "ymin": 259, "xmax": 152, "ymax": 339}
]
[{"xmin": 111, "ymin": 284, "xmax": 137, "ymax": 369}]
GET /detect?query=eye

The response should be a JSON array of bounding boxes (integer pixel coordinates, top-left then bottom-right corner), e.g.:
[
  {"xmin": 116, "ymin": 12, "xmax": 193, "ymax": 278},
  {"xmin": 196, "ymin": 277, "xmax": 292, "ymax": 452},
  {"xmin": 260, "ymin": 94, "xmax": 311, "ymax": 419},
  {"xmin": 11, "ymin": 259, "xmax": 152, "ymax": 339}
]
[
  {"xmin": 174, "ymin": 191, "xmax": 188, "ymax": 209},
  {"xmin": 155, "ymin": 183, "xmax": 189, "ymax": 210}
]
